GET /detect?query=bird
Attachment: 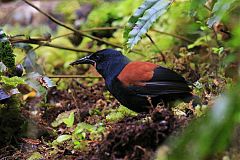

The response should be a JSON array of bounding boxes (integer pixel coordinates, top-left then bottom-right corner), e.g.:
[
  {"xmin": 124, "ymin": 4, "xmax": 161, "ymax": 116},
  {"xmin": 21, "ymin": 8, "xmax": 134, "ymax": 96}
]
[{"xmin": 70, "ymin": 49, "xmax": 197, "ymax": 112}]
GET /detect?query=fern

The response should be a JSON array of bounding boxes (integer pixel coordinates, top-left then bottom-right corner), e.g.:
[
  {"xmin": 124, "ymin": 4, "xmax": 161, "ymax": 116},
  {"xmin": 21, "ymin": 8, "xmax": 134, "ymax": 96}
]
[{"xmin": 124, "ymin": 0, "xmax": 173, "ymax": 49}]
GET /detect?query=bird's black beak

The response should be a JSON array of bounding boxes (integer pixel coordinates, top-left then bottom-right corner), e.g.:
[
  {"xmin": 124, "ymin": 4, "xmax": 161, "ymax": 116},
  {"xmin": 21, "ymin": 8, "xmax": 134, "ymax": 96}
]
[{"xmin": 70, "ymin": 54, "xmax": 95, "ymax": 66}]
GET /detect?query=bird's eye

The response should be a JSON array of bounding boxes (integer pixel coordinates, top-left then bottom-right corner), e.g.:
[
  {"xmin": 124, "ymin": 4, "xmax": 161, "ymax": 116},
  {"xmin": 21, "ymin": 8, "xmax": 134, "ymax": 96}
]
[{"xmin": 94, "ymin": 55, "xmax": 101, "ymax": 61}]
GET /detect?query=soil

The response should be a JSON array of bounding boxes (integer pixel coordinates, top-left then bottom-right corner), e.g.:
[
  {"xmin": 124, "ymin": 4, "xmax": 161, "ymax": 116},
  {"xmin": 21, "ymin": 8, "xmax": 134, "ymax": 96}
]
[{"xmin": 0, "ymin": 80, "xmax": 192, "ymax": 160}]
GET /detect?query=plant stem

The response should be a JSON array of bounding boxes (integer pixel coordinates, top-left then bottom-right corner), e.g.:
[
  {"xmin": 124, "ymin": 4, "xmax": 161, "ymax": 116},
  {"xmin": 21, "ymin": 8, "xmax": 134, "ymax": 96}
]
[
  {"xmin": 150, "ymin": 29, "xmax": 193, "ymax": 43},
  {"xmin": 22, "ymin": 0, "xmax": 122, "ymax": 49},
  {"xmin": 10, "ymin": 38, "xmax": 95, "ymax": 53},
  {"xmin": 47, "ymin": 75, "xmax": 102, "ymax": 79}
]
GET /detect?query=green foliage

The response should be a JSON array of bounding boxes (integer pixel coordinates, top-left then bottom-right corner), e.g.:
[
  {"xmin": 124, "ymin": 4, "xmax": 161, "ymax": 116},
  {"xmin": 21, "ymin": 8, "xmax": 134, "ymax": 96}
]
[
  {"xmin": 106, "ymin": 105, "xmax": 138, "ymax": 122},
  {"xmin": 51, "ymin": 110, "xmax": 105, "ymax": 150},
  {"xmin": 194, "ymin": 105, "xmax": 209, "ymax": 117},
  {"xmin": 106, "ymin": 112, "xmax": 125, "ymax": 122},
  {"xmin": 0, "ymin": 76, "xmax": 25, "ymax": 88},
  {"xmin": 187, "ymin": 35, "xmax": 211, "ymax": 49},
  {"xmin": 55, "ymin": 134, "xmax": 72, "ymax": 143},
  {"xmin": 55, "ymin": 0, "xmax": 80, "ymax": 20},
  {"xmin": 27, "ymin": 152, "xmax": 43, "ymax": 160},
  {"xmin": 52, "ymin": 122, "xmax": 105, "ymax": 150},
  {"xmin": 85, "ymin": 0, "xmax": 142, "ymax": 29},
  {"xmin": 207, "ymin": 0, "xmax": 239, "ymax": 27},
  {"xmin": 159, "ymin": 83, "xmax": 240, "ymax": 160},
  {"xmin": 63, "ymin": 112, "xmax": 75, "ymax": 128},
  {"xmin": 0, "ymin": 29, "xmax": 15, "ymax": 69},
  {"xmin": 124, "ymin": 0, "xmax": 173, "ymax": 49},
  {"xmin": 0, "ymin": 96, "xmax": 24, "ymax": 146},
  {"xmin": 51, "ymin": 110, "xmax": 76, "ymax": 128},
  {"xmin": 85, "ymin": 3, "xmax": 118, "ymax": 28},
  {"xmin": 1, "ymin": 0, "xmax": 240, "ymax": 158},
  {"xmin": 72, "ymin": 122, "xmax": 105, "ymax": 144},
  {"xmin": 189, "ymin": 0, "xmax": 207, "ymax": 16}
]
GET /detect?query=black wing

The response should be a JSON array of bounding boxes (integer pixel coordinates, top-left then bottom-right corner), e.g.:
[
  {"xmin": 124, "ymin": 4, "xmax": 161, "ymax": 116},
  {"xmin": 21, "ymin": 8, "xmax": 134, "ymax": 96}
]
[{"xmin": 128, "ymin": 66, "xmax": 192, "ymax": 97}]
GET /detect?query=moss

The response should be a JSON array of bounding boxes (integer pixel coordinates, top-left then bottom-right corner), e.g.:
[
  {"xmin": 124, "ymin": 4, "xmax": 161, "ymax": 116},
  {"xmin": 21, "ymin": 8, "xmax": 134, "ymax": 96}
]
[
  {"xmin": 0, "ymin": 40, "xmax": 15, "ymax": 70},
  {"xmin": 0, "ymin": 96, "xmax": 24, "ymax": 146}
]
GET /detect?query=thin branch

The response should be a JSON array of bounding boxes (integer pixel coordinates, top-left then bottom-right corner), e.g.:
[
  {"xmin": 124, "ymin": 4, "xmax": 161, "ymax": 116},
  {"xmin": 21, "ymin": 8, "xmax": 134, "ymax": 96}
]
[
  {"xmin": 47, "ymin": 75, "xmax": 102, "ymax": 79},
  {"xmin": 146, "ymin": 33, "xmax": 166, "ymax": 63},
  {"xmin": 81, "ymin": 27, "xmax": 121, "ymax": 32},
  {"xmin": 51, "ymin": 33, "xmax": 74, "ymax": 40},
  {"xmin": 10, "ymin": 38, "xmax": 95, "ymax": 53},
  {"xmin": 51, "ymin": 27, "xmax": 121, "ymax": 40},
  {"xmin": 146, "ymin": 33, "xmax": 161, "ymax": 52},
  {"xmin": 51, "ymin": 27, "xmax": 193, "ymax": 46},
  {"xmin": 22, "ymin": 0, "xmax": 122, "ymax": 49},
  {"xmin": 150, "ymin": 29, "xmax": 193, "ymax": 43}
]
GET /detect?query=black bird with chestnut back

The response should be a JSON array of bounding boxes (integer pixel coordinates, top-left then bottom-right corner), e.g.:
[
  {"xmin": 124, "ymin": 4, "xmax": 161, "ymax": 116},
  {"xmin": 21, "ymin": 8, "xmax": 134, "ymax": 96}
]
[{"xmin": 70, "ymin": 49, "xmax": 195, "ymax": 112}]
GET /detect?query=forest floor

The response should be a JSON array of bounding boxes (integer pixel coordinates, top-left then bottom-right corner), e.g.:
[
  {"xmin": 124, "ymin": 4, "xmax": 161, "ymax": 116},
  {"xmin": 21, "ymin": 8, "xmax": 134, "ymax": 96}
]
[{"xmin": 0, "ymin": 50, "xmax": 229, "ymax": 160}]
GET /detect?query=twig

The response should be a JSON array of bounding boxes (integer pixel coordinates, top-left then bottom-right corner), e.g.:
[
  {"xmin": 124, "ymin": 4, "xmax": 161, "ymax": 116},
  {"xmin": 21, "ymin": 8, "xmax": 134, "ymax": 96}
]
[
  {"xmin": 146, "ymin": 33, "xmax": 166, "ymax": 63},
  {"xmin": 10, "ymin": 37, "xmax": 95, "ymax": 53},
  {"xmin": 51, "ymin": 33, "xmax": 74, "ymax": 40},
  {"xmin": 146, "ymin": 33, "xmax": 161, "ymax": 52},
  {"xmin": 150, "ymin": 29, "xmax": 193, "ymax": 43},
  {"xmin": 22, "ymin": 0, "xmax": 122, "ymax": 49},
  {"xmin": 50, "ymin": 27, "xmax": 121, "ymax": 40},
  {"xmin": 82, "ymin": 27, "xmax": 121, "ymax": 32},
  {"xmin": 47, "ymin": 75, "xmax": 102, "ymax": 79}
]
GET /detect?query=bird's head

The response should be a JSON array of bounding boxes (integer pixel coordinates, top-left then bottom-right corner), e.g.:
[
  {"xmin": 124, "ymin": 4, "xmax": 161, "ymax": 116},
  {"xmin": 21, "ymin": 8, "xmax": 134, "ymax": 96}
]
[{"xmin": 70, "ymin": 49, "xmax": 130, "ymax": 79}]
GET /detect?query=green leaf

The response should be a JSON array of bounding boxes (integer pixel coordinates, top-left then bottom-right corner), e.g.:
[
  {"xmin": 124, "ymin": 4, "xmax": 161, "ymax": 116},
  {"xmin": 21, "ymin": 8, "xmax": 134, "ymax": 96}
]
[
  {"xmin": 187, "ymin": 35, "xmax": 211, "ymax": 49},
  {"xmin": 51, "ymin": 110, "xmax": 76, "ymax": 127},
  {"xmin": 207, "ymin": 0, "xmax": 238, "ymax": 27},
  {"xmin": 124, "ymin": 0, "xmax": 158, "ymax": 40},
  {"xmin": 63, "ymin": 111, "xmax": 75, "ymax": 128},
  {"xmin": 27, "ymin": 152, "xmax": 43, "ymax": 160},
  {"xmin": 56, "ymin": 134, "xmax": 71, "ymax": 143},
  {"xmin": 1, "ymin": 76, "xmax": 25, "ymax": 87},
  {"xmin": 124, "ymin": 0, "xmax": 173, "ymax": 49}
]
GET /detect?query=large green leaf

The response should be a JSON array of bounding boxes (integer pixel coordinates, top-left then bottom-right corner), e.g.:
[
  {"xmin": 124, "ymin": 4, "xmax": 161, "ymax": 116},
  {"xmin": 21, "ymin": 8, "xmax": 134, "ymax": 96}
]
[
  {"xmin": 207, "ymin": 0, "xmax": 238, "ymax": 27},
  {"xmin": 124, "ymin": 0, "xmax": 173, "ymax": 49}
]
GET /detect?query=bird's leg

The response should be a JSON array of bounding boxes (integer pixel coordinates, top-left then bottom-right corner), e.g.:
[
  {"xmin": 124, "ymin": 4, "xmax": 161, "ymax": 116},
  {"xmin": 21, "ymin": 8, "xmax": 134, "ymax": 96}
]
[
  {"xmin": 146, "ymin": 96, "xmax": 154, "ymax": 113},
  {"xmin": 151, "ymin": 102, "xmax": 171, "ymax": 122}
]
